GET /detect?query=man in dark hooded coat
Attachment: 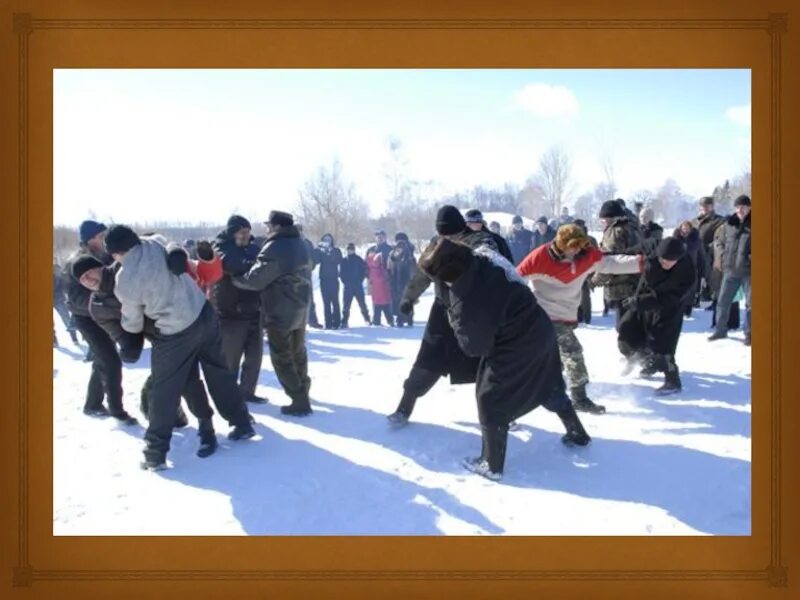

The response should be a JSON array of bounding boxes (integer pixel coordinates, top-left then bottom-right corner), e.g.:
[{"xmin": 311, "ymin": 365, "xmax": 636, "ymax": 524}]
[
  {"xmin": 388, "ymin": 232, "xmax": 417, "ymax": 327},
  {"xmin": 418, "ymin": 238, "xmax": 591, "ymax": 481}
]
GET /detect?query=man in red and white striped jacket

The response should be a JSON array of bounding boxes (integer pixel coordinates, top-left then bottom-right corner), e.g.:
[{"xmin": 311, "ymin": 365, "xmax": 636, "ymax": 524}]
[{"xmin": 517, "ymin": 224, "xmax": 643, "ymax": 414}]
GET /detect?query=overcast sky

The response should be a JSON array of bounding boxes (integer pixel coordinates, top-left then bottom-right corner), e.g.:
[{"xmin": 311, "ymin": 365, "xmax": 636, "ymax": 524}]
[{"xmin": 54, "ymin": 68, "xmax": 750, "ymax": 227}]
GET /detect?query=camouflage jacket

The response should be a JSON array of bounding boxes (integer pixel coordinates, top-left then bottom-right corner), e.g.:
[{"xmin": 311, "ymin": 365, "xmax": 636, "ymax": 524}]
[{"xmin": 592, "ymin": 216, "xmax": 643, "ymax": 302}]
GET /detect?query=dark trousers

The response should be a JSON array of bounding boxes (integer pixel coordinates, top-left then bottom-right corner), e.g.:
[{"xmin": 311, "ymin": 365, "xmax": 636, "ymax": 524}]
[
  {"xmin": 146, "ymin": 303, "xmax": 251, "ymax": 462},
  {"xmin": 219, "ymin": 317, "xmax": 263, "ymax": 398},
  {"xmin": 342, "ymin": 285, "xmax": 370, "ymax": 325},
  {"xmin": 140, "ymin": 365, "xmax": 214, "ymax": 421},
  {"xmin": 54, "ymin": 301, "xmax": 74, "ymax": 331},
  {"xmin": 73, "ymin": 314, "xmax": 124, "ymax": 415},
  {"xmin": 715, "ymin": 272, "xmax": 751, "ymax": 336},
  {"xmin": 397, "ymin": 366, "xmax": 441, "ymax": 416},
  {"xmin": 320, "ymin": 279, "xmax": 341, "ymax": 328},
  {"xmin": 266, "ymin": 327, "xmax": 311, "ymax": 406},
  {"xmin": 372, "ymin": 303, "xmax": 393, "ymax": 326},
  {"xmin": 308, "ymin": 288, "xmax": 321, "ymax": 327}
]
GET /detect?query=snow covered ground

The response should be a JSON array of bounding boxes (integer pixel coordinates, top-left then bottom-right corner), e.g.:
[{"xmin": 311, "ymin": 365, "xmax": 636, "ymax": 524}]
[{"xmin": 53, "ymin": 286, "xmax": 751, "ymax": 536}]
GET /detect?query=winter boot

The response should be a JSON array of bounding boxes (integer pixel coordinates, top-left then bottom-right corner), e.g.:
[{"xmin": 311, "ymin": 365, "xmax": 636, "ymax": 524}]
[
  {"xmin": 556, "ymin": 403, "xmax": 592, "ymax": 447},
  {"xmin": 228, "ymin": 420, "xmax": 256, "ymax": 440},
  {"xmin": 570, "ymin": 384, "xmax": 606, "ymax": 415},
  {"xmin": 340, "ymin": 320, "xmax": 349, "ymax": 329},
  {"xmin": 463, "ymin": 424, "xmax": 508, "ymax": 482},
  {"xmin": 111, "ymin": 410, "xmax": 139, "ymax": 426},
  {"xmin": 638, "ymin": 354, "xmax": 660, "ymax": 377},
  {"xmin": 708, "ymin": 331, "xmax": 727, "ymax": 341},
  {"xmin": 196, "ymin": 418, "xmax": 218, "ymax": 458},
  {"xmin": 140, "ymin": 458, "xmax": 167, "ymax": 472},
  {"xmin": 83, "ymin": 406, "xmax": 109, "ymax": 418},
  {"xmin": 246, "ymin": 393, "xmax": 269, "ymax": 405},
  {"xmin": 655, "ymin": 357, "xmax": 682, "ymax": 396},
  {"xmin": 387, "ymin": 392, "xmax": 417, "ymax": 426},
  {"xmin": 744, "ymin": 332, "xmax": 752, "ymax": 346},
  {"xmin": 280, "ymin": 397, "xmax": 313, "ymax": 417},
  {"xmin": 174, "ymin": 405, "xmax": 189, "ymax": 428}
]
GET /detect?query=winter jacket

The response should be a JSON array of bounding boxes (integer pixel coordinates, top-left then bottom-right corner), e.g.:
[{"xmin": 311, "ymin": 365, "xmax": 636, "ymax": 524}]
[
  {"xmin": 673, "ymin": 228, "xmax": 704, "ymax": 270},
  {"xmin": 484, "ymin": 227, "xmax": 514, "ymax": 263},
  {"xmin": 447, "ymin": 247, "xmax": 567, "ymax": 427},
  {"xmin": 114, "ymin": 239, "xmax": 207, "ymax": 336},
  {"xmin": 313, "ymin": 238, "xmax": 343, "ymax": 283},
  {"xmin": 517, "ymin": 243, "xmax": 642, "ymax": 323},
  {"xmin": 367, "ymin": 241, "xmax": 393, "ymax": 266},
  {"xmin": 212, "ymin": 231, "xmax": 262, "ymax": 320},
  {"xmin": 63, "ymin": 247, "xmax": 114, "ymax": 317},
  {"xmin": 232, "ymin": 225, "xmax": 313, "ymax": 332},
  {"xmin": 531, "ymin": 226, "xmax": 557, "ymax": 250},
  {"xmin": 641, "ymin": 222, "xmax": 664, "ymax": 242},
  {"xmin": 366, "ymin": 253, "xmax": 392, "ymax": 305},
  {"xmin": 714, "ymin": 213, "xmax": 751, "ymax": 278},
  {"xmin": 339, "ymin": 254, "xmax": 368, "ymax": 290},
  {"xmin": 507, "ymin": 227, "xmax": 535, "ymax": 265},
  {"xmin": 693, "ymin": 211, "xmax": 727, "ymax": 253},
  {"xmin": 592, "ymin": 216, "xmax": 643, "ymax": 303},
  {"xmin": 388, "ymin": 241, "xmax": 417, "ymax": 302}
]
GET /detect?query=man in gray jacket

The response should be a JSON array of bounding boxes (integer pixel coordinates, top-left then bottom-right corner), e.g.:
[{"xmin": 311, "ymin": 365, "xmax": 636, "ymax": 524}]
[
  {"xmin": 708, "ymin": 195, "xmax": 752, "ymax": 345},
  {"xmin": 106, "ymin": 225, "xmax": 255, "ymax": 470}
]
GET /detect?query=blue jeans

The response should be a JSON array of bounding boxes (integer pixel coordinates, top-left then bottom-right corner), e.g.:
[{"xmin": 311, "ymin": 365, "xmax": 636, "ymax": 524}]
[{"xmin": 715, "ymin": 272, "xmax": 751, "ymax": 335}]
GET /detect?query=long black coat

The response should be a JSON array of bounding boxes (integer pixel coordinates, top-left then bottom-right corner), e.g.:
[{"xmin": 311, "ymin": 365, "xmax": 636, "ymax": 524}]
[
  {"xmin": 388, "ymin": 240, "xmax": 417, "ymax": 310},
  {"xmin": 314, "ymin": 237, "xmax": 343, "ymax": 283},
  {"xmin": 447, "ymin": 252, "xmax": 566, "ymax": 427},
  {"xmin": 402, "ymin": 228, "xmax": 504, "ymax": 385},
  {"xmin": 233, "ymin": 226, "xmax": 313, "ymax": 332},
  {"xmin": 638, "ymin": 254, "xmax": 696, "ymax": 356},
  {"xmin": 212, "ymin": 231, "xmax": 261, "ymax": 320},
  {"xmin": 339, "ymin": 254, "xmax": 368, "ymax": 290}
]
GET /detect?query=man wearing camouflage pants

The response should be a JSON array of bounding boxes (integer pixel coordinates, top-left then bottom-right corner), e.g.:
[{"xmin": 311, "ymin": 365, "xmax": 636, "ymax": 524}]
[{"xmin": 517, "ymin": 224, "xmax": 643, "ymax": 413}]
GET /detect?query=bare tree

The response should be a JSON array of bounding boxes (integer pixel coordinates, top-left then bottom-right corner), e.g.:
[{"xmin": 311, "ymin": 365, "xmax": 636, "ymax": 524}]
[
  {"xmin": 536, "ymin": 145, "xmax": 575, "ymax": 217},
  {"xmin": 599, "ymin": 150, "xmax": 617, "ymax": 201},
  {"xmin": 296, "ymin": 159, "xmax": 371, "ymax": 244}
]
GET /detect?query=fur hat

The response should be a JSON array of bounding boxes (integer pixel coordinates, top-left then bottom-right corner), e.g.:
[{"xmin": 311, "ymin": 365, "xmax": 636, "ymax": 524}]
[
  {"xmin": 464, "ymin": 209, "xmax": 483, "ymax": 224},
  {"xmin": 656, "ymin": 237, "xmax": 686, "ymax": 261},
  {"xmin": 418, "ymin": 238, "xmax": 474, "ymax": 283},
  {"xmin": 599, "ymin": 200, "xmax": 625, "ymax": 219},
  {"xmin": 104, "ymin": 225, "xmax": 141, "ymax": 256},
  {"xmin": 265, "ymin": 211, "xmax": 294, "ymax": 227},
  {"xmin": 78, "ymin": 220, "xmax": 107, "ymax": 245},
  {"xmin": 435, "ymin": 205, "xmax": 467, "ymax": 236},
  {"xmin": 226, "ymin": 215, "xmax": 251, "ymax": 235},
  {"xmin": 734, "ymin": 194, "xmax": 751, "ymax": 207},
  {"xmin": 71, "ymin": 255, "xmax": 104, "ymax": 280},
  {"xmin": 554, "ymin": 224, "xmax": 591, "ymax": 253}
]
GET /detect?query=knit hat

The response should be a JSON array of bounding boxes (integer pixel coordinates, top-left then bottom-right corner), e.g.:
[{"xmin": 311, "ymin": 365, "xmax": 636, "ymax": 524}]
[
  {"xmin": 616, "ymin": 198, "xmax": 626, "ymax": 207},
  {"xmin": 599, "ymin": 200, "xmax": 625, "ymax": 219},
  {"xmin": 464, "ymin": 209, "xmax": 483, "ymax": 224},
  {"xmin": 733, "ymin": 194, "xmax": 751, "ymax": 207},
  {"xmin": 699, "ymin": 196, "xmax": 714, "ymax": 206},
  {"xmin": 265, "ymin": 210, "xmax": 294, "ymax": 227},
  {"xmin": 554, "ymin": 224, "xmax": 591, "ymax": 254},
  {"xmin": 226, "ymin": 215, "xmax": 251, "ymax": 235},
  {"xmin": 656, "ymin": 237, "xmax": 686, "ymax": 261},
  {"xmin": 71, "ymin": 255, "xmax": 104, "ymax": 280},
  {"xmin": 346, "ymin": 243, "xmax": 355, "ymax": 251},
  {"xmin": 395, "ymin": 232, "xmax": 409, "ymax": 242},
  {"xmin": 536, "ymin": 216, "xmax": 548, "ymax": 225},
  {"xmin": 104, "ymin": 225, "xmax": 141, "ymax": 256},
  {"xmin": 435, "ymin": 205, "xmax": 467, "ymax": 236},
  {"xmin": 512, "ymin": 215, "xmax": 523, "ymax": 225},
  {"xmin": 418, "ymin": 238, "xmax": 473, "ymax": 283},
  {"xmin": 78, "ymin": 220, "xmax": 107, "ymax": 244}
]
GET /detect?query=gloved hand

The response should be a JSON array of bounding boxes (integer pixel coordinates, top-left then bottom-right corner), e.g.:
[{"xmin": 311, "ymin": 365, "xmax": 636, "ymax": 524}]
[
  {"xmin": 196, "ymin": 240, "xmax": 214, "ymax": 261},
  {"xmin": 166, "ymin": 248, "xmax": 188, "ymax": 276},
  {"xmin": 400, "ymin": 300, "xmax": 413, "ymax": 315},
  {"xmin": 119, "ymin": 332, "xmax": 145, "ymax": 363}
]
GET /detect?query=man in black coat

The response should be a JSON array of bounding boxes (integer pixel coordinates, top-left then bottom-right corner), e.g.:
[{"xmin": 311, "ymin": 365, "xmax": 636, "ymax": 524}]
[
  {"xmin": 692, "ymin": 196, "xmax": 727, "ymax": 303},
  {"xmin": 212, "ymin": 215, "xmax": 266, "ymax": 404},
  {"xmin": 63, "ymin": 221, "xmax": 137, "ymax": 423},
  {"xmin": 673, "ymin": 222, "xmax": 705, "ymax": 317},
  {"xmin": 619, "ymin": 237, "xmax": 696, "ymax": 394},
  {"xmin": 313, "ymin": 233, "xmax": 343, "ymax": 329},
  {"xmin": 418, "ymin": 238, "xmax": 591, "ymax": 481},
  {"xmin": 297, "ymin": 224, "xmax": 323, "ymax": 329},
  {"xmin": 386, "ymin": 206, "xmax": 505, "ymax": 426},
  {"xmin": 709, "ymin": 195, "xmax": 752, "ymax": 345},
  {"xmin": 506, "ymin": 215, "xmax": 535, "ymax": 265},
  {"xmin": 531, "ymin": 216, "xmax": 557, "ymax": 250},
  {"xmin": 233, "ymin": 211, "xmax": 314, "ymax": 417},
  {"xmin": 339, "ymin": 242, "xmax": 370, "ymax": 328},
  {"xmin": 465, "ymin": 209, "xmax": 514, "ymax": 263},
  {"xmin": 388, "ymin": 232, "xmax": 417, "ymax": 327}
]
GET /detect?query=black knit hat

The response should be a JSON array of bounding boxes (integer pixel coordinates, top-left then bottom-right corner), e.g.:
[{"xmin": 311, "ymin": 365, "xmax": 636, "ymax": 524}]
[
  {"xmin": 71, "ymin": 255, "xmax": 104, "ymax": 280},
  {"xmin": 104, "ymin": 225, "xmax": 141, "ymax": 256},
  {"xmin": 733, "ymin": 194, "xmax": 751, "ymax": 207},
  {"xmin": 512, "ymin": 215, "xmax": 523, "ymax": 225},
  {"xmin": 464, "ymin": 209, "xmax": 483, "ymax": 223},
  {"xmin": 435, "ymin": 205, "xmax": 467, "ymax": 236},
  {"xmin": 656, "ymin": 237, "xmax": 686, "ymax": 261},
  {"xmin": 346, "ymin": 243, "xmax": 355, "ymax": 251},
  {"xmin": 599, "ymin": 200, "xmax": 625, "ymax": 219},
  {"xmin": 78, "ymin": 220, "xmax": 107, "ymax": 245},
  {"xmin": 226, "ymin": 214, "xmax": 251, "ymax": 235},
  {"xmin": 536, "ymin": 216, "xmax": 548, "ymax": 225},
  {"xmin": 265, "ymin": 210, "xmax": 294, "ymax": 227}
]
